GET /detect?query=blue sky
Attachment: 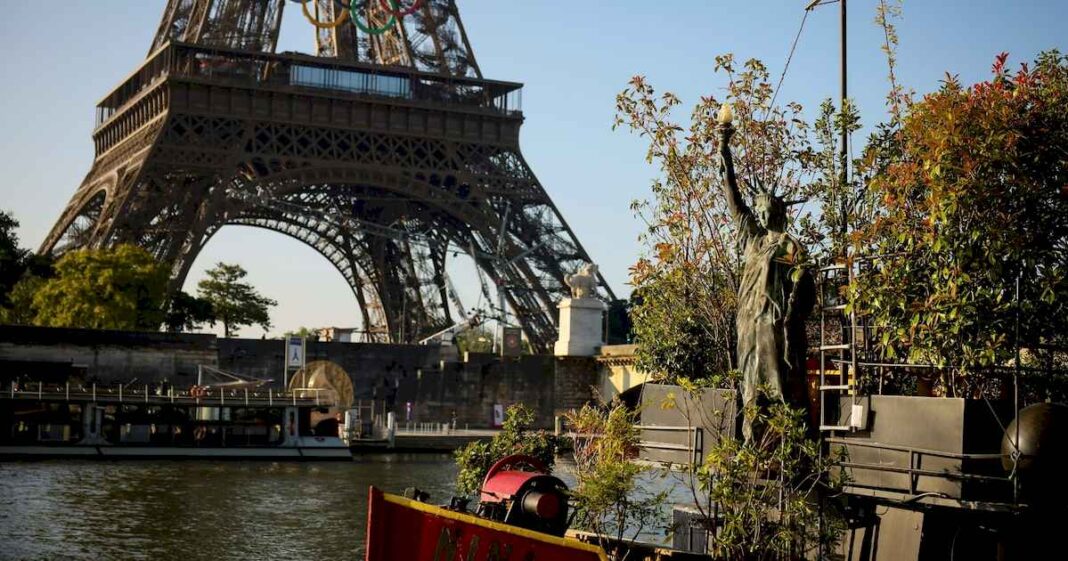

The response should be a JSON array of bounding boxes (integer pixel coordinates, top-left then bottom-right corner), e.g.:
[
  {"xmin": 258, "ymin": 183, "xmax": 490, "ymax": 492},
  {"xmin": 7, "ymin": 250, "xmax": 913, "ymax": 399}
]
[{"xmin": 1, "ymin": 1, "xmax": 1065, "ymax": 337}]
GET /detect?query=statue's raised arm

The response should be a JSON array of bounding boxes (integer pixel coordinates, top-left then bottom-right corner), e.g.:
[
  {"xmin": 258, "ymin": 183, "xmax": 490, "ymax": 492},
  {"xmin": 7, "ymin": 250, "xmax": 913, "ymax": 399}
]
[
  {"xmin": 714, "ymin": 103, "xmax": 814, "ymax": 443},
  {"xmin": 717, "ymin": 108, "xmax": 759, "ymax": 239}
]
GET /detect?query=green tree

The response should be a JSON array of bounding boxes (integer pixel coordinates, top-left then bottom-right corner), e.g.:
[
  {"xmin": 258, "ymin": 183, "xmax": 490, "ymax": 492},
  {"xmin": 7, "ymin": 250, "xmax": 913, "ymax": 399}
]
[
  {"xmin": 30, "ymin": 244, "xmax": 168, "ymax": 330},
  {"xmin": 454, "ymin": 403, "xmax": 563, "ymax": 496},
  {"xmin": 197, "ymin": 263, "xmax": 277, "ymax": 337},
  {"xmin": 853, "ymin": 51, "xmax": 1068, "ymax": 395},
  {"xmin": 0, "ymin": 211, "xmax": 56, "ymax": 321},
  {"xmin": 566, "ymin": 403, "xmax": 668, "ymax": 561},
  {"xmin": 0, "ymin": 210, "xmax": 26, "ymax": 307},
  {"xmin": 284, "ymin": 326, "xmax": 320, "ymax": 339},
  {"xmin": 164, "ymin": 291, "xmax": 215, "ymax": 333},
  {"xmin": 0, "ymin": 274, "xmax": 44, "ymax": 325},
  {"xmin": 454, "ymin": 326, "xmax": 494, "ymax": 354}
]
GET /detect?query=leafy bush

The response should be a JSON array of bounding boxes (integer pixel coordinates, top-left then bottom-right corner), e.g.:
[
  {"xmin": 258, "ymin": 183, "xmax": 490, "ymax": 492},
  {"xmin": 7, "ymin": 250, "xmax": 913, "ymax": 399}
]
[
  {"xmin": 453, "ymin": 403, "xmax": 564, "ymax": 496},
  {"xmin": 566, "ymin": 403, "xmax": 668, "ymax": 561},
  {"xmin": 853, "ymin": 51, "xmax": 1068, "ymax": 395},
  {"xmin": 691, "ymin": 384, "xmax": 845, "ymax": 561}
]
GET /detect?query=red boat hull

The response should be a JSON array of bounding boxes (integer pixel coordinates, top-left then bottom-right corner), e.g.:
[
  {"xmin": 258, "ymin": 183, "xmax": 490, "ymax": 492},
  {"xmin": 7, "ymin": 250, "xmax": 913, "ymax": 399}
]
[{"xmin": 364, "ymin": 486, "xmax": 607, "ymax": 561}]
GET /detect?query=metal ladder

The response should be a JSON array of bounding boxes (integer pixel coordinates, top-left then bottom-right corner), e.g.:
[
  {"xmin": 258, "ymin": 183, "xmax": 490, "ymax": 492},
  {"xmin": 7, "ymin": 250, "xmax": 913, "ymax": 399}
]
[{"xmin": 817, "ymin": 261, "xmax": 859, "ymax": 432}]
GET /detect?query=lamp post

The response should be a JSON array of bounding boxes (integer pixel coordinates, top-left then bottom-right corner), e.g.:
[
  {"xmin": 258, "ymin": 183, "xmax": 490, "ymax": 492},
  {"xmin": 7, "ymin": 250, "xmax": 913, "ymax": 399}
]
[
  {"xmin": 806, "ymin": 0, "xmax": 849, "ymax": 242},
  {"xmin": 808, "ymin": 1, "xmax": 854, "ymax": 416}
]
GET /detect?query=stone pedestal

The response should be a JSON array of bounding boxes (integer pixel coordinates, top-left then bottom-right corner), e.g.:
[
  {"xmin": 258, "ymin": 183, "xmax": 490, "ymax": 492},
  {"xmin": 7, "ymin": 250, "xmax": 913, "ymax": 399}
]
[{"xmin": 554, "ymin": 297, "xmax": 606, "ymax": 357}]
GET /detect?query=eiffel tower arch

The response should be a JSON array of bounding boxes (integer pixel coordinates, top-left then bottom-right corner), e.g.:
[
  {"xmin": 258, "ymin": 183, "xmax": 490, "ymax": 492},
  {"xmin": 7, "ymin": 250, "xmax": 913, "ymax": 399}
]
[{"xmin": 41, "ymin": 0, "xmax": 614, "ymax": 351}]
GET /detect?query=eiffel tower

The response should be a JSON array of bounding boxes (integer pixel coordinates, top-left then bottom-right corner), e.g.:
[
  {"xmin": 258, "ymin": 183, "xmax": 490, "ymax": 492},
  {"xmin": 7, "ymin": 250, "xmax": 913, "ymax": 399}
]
[{"xmin": 40, "ymin": 0, "xmax": 613, "ymax": 350}]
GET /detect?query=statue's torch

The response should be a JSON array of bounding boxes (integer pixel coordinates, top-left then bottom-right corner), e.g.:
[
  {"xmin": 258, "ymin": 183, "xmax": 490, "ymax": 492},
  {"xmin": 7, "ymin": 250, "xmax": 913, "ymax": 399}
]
[{"xmin": 717, "ymin": 102, "xmax": 734, "ymax": 126}]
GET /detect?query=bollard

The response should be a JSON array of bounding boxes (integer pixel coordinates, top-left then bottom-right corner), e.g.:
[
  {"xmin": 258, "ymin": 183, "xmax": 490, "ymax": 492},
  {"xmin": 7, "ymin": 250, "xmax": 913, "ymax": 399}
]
[{"xmin": 387, "ymin": 412, "xmax": 396, "ymax": 448}]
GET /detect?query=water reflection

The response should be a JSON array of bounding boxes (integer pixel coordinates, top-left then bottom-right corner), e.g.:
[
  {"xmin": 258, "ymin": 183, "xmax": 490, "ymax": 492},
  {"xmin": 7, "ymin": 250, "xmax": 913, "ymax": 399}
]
[{"xmin": 0, "ymin": 455, "xmax": 457, "ymax": 561}]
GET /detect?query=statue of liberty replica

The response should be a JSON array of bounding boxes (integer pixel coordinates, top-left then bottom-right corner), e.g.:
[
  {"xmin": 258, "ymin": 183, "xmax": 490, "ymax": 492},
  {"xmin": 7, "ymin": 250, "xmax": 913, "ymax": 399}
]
[{"xmin": 716, "ymin": 104, "xmax": 816, "ymax": 442}]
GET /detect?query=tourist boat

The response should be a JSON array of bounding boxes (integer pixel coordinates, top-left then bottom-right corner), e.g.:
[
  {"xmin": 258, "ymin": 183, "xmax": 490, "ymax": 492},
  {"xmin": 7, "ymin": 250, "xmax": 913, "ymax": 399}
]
[
  {"xmin": 0, "ymin": 381, "xmax": 351, "ymax": 459},
  {"xmin": 364, "ymin": 455, "xmax": 607, "ymax": 561}
]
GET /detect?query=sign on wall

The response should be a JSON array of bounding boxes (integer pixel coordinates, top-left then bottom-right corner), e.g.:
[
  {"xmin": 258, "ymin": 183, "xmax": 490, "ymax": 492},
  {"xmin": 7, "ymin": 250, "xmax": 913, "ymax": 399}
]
[
  {"xmin": 501, "ymin": 327, "xmax": 523, "ymax": 357},
  {"xmin": 492, "ymin": 404, "xmax": 505, "ymax": 428},
  {"xmin": 286, "ymin": 336, "xmax": 306, "ymax": 369}
]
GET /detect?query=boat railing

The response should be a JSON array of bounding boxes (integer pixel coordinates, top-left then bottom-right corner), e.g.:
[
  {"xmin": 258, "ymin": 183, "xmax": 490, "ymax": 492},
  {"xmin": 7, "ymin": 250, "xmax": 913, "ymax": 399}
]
[
  {"xmin": 635, "ymin": 425, "xmax": 704, "ymax": 467},
  {"xmin": 4, "ymin": 381, "xmax": 335, "ymax": 408},
  {"xmin": 824, "ymin": 436, "xmax": 1023, "ymax": 510},
  {"xmin": 395, "ymin": 422, "xmax": 496, "ymax": 435}
]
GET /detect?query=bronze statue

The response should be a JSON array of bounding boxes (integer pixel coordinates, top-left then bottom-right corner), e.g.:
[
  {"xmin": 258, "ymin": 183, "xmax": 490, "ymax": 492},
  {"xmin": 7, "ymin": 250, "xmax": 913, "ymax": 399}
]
[{"xmin": 717, "ymin": 105, "xmax": 815, "ymax": 442}]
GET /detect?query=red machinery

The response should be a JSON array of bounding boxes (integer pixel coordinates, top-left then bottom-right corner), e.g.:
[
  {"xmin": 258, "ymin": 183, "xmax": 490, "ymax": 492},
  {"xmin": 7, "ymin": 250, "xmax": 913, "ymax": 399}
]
[
  {"xmin": 364, "ymin": 453, "xmax": 598, "ymax": 561},
  {"xmin": 476, "ymin": 454, "xmax": 571, "ymax": 537}
]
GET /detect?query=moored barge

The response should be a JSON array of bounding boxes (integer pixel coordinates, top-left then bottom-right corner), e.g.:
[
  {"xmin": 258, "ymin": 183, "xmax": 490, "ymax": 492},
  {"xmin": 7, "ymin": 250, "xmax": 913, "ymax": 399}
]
[{"xmin": 0, "ymin": 381, "xmax": 350, "ymax": 459}]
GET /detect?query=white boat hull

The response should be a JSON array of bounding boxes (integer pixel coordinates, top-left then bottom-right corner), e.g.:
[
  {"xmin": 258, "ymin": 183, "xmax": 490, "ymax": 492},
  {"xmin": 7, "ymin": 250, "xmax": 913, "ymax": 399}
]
[{"xmin": 0, "ymin": 445, "xmax": 352, "ymax": 460}]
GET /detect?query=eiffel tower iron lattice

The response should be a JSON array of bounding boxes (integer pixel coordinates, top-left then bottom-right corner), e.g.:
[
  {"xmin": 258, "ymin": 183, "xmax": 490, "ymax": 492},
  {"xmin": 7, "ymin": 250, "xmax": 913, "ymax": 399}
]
[{"xmin": 41, "ymin": 0, "xmax": 614, "ymax": 350}]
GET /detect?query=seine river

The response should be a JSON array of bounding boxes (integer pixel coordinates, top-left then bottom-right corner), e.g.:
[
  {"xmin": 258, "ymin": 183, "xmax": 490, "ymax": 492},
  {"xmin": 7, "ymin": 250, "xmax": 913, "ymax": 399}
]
[{"xmin": 0, "ymin": 455, "xmax": 457, "ymax": 561}]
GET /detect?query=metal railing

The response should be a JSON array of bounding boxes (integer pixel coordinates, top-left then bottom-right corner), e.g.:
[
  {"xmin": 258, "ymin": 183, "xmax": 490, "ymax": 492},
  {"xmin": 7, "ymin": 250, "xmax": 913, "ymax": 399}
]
[
  {"xmin": 636, "ymin": 425, "xmax": 704, "ymax": 466},
  {"xmin": 95, "ymin": 42, "xmax": 524, "ymax": 130},
  {"xmin": 4, "ymin": 381, "xmax": 335, "ymax": 408},
  {"xmin": 394, "ymin": 422, "xmax": 504, "ymax": 436},
  {"xmin": 826, "ymin": 437, "xmax": 1017, "ymax": 506}
]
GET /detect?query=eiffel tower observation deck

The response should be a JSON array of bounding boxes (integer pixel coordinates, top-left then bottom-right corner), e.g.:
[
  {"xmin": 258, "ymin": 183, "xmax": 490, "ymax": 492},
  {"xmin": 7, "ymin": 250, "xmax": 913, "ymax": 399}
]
[{"xmin": 40, "ymin": 0, "xmax": 614, "ymax": 351}]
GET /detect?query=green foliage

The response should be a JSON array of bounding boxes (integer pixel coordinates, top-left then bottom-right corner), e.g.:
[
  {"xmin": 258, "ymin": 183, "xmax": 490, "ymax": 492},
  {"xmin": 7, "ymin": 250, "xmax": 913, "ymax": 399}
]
[
  {"xmin": 197, "ymin": 263, "xmax": 277, "ymax": 337},
  {"xmin": 566, "ymin": 403, "xmax": 668, "ymax": 560},
  {"xmin": 694, "ymin": 385, "xmax": 845, "ymax": 560},
  {"xmin": 0, "ymin": 210, "xmax": 54, "ymax": 319},
  {"xmin": 853, "ymin": 51, "xmax": 1068, "ymax": 394},
  {"xmin": 454, "ymin": 326, "xmax": 494, "ymax": 354},
  {"xmin": 29, "ymin": 244, "xmax": 169, "ymax": 330},
  {"xmin": 801, "ymin": 98, "xmax": 869, "ymax": 259},
  {"xmin": 630, "ymin": 265, "xmax": 732, "ymax": 379},
  {"xmin": 0, "ymin": 210, "xmax": 26, "ymax": 307},
  {"xmin": 453, "ymin": 403, "xmax": 564, "ymax": 496},
  {"xmin": 0, "ymin": 274, "xmax": 44, "ymax": 325},
  {"xmin": 164, "ymin": 291, "xmax": 215, "ymax": 333},
  {"xmin": 284, "ymin": 326, "xmax": 320, "ymax": 339}
]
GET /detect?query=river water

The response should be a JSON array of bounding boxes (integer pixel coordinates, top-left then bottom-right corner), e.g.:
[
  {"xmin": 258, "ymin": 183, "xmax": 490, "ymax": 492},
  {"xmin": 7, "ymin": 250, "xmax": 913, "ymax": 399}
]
[{"xmin": 0, "ymin": 455, "xmax": 457, "ymax": 561}]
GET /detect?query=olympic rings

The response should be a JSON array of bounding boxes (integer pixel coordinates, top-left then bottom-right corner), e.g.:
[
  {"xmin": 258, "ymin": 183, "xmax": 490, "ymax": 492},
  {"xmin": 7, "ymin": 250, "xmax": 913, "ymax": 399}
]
[
  {"xmin": 293, "ymin": 0, "xmax": 415, "ymax": 35},
  {"xmin": 300, "ymin": 0, "xmax": 351, "ymax": 29},
  {"xmin": 333, "ymin": 0, "xmax": 420, "ymax": 16},
  {"xmin": 350, "ymin": 0, "xmax": 398, "ymax": 35},
  {"xmin": 378, "ymin": 0, "xmax": 423, "ymax": 17}
]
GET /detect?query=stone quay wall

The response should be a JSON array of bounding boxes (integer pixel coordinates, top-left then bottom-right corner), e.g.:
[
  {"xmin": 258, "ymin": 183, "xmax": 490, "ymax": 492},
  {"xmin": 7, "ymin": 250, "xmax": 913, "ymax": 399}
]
[
  {"xmin": 0, "ymin": 325, "xmax": 604, "ymax": 429},
  {"xmin": 0, "ymin": 325, "xmax": 217, "ymax": 385}
]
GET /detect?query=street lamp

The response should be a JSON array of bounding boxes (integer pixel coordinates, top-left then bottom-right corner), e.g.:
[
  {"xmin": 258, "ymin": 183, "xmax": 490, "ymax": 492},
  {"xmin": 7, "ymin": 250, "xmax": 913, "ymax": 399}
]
[{"xmin": 806, "ymin": 0, "xmax": 849, "ymax": 241}]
